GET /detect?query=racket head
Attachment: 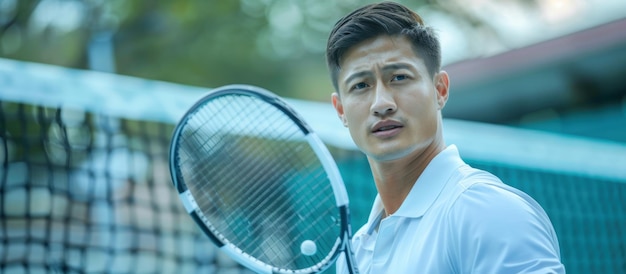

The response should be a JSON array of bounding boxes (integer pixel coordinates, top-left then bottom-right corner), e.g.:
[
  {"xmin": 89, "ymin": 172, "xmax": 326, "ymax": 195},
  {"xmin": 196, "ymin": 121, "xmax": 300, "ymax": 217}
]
[{"xmin": 169, "ymin": 85, "xmax": 353, "ymax": 273}]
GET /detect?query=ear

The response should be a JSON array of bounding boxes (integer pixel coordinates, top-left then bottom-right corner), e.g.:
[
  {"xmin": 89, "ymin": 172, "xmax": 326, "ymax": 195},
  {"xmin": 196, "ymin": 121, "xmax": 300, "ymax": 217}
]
[
  {"xmin": 435, "ymin": 71, "xmax": 450, "ymax": 110},
  {"xmin": 332, "ymin": 92, "xmax": 348, "ymax": 127}
]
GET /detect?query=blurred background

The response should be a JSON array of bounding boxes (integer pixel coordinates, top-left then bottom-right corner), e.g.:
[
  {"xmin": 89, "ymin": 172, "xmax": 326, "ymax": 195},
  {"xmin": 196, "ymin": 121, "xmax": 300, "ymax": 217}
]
[
  {"xmin": 1, "ymin": 0, "xmax": 626, "ymax": 273},
  {"xmin": 1, "ymin": 0, "xmax": 625, "ymax": 140}
]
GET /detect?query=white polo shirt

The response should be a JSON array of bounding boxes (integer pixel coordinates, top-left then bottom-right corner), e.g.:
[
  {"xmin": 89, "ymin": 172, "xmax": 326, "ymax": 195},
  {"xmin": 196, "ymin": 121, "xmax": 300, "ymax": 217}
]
[{"xmin": 337, "ymin": 145, "xmax": 565, "ymax": 274}]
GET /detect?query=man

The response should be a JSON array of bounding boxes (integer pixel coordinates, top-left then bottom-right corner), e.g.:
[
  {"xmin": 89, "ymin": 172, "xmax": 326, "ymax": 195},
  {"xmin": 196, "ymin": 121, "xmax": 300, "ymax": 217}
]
[{"xmin": 326, "ymin": 2, "xmax": 565, "ymax": 273}]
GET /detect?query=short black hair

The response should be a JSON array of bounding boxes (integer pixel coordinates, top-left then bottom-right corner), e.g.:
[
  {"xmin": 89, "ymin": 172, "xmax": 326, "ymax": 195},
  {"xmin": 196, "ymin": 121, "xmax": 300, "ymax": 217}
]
[{"xmin": 326, "ymin": 1, "xmax": 441, "ymax": 91}]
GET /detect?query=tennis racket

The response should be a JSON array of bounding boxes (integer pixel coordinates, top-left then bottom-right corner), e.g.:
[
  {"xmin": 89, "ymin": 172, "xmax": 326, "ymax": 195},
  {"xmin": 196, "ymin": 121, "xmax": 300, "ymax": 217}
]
[{"xmin": 169, "ymin": 84, "xmax": 359, "ymax": 273}]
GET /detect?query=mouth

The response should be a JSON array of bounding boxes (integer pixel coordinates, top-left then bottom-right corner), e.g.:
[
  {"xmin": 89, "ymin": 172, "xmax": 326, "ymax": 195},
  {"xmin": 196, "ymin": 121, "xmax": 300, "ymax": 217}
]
[{"xmin": 371, "ymin": 120, "xmax": 404, "ymax": 134}]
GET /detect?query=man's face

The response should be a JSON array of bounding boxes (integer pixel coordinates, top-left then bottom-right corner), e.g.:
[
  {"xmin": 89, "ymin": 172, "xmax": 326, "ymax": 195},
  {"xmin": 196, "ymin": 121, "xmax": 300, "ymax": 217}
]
[{"xmin": 332, "ymin": 35, "xmax": 449, "ymax": 162}]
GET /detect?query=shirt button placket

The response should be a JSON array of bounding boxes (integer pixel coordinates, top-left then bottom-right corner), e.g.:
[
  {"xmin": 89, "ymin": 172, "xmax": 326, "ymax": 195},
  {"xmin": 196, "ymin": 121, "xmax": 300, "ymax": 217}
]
[{"xmin": 371, "ymin": 218, "xmax": 395, "ymax": 271}]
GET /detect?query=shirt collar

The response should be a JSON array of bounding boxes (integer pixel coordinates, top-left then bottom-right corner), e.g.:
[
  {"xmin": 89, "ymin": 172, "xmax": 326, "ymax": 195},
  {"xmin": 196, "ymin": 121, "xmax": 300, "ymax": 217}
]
[{"xmin": 366, "ymin": 145, "xmax": 466, "ymax": 229}]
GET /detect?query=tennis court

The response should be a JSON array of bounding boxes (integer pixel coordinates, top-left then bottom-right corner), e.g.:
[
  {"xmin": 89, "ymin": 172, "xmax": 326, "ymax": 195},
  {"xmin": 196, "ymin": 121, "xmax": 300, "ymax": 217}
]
[{"xmin": 1, "ymin": 57, "xmax": 625, "ymax": 273}]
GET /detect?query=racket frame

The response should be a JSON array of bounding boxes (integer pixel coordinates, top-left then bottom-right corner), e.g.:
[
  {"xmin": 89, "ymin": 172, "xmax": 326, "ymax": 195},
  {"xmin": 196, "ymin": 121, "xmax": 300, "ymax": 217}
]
[{"xmin": 169, "ymin": 85, "xmax": 358, "ymax": 273}]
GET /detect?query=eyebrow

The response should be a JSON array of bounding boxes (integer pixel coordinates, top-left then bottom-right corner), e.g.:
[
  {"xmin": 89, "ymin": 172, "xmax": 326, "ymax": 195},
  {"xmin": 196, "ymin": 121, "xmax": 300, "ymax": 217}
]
[
  {"xmin": 381, "ymin": 63, "xmax": 412, "ymax": 72},
  {"xmin": 343, "ymin": 71, "xmax": 372, "ymax": 89}
]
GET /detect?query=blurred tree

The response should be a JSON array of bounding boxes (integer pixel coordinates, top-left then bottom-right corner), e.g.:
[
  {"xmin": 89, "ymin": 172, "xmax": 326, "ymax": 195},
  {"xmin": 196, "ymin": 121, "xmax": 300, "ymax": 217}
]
[{"xmin": 0, "ymin": 0, "xmax": 542, "ymax": 101}]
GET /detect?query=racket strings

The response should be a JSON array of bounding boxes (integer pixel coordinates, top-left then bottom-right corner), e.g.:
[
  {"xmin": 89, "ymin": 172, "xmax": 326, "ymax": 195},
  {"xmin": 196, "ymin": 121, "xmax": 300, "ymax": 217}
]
[
  {"xmin": 212, "ymin": 142, "xmax": 305, "ymax": 235},
  {"xmin": 179, "ymin": 98, "xmax": 250, "ymax": 210},
  {"xmin": 232, "ymin": 146, "xmax": 338, "ymax": 263},
  {"xmin": 180, "ymin": 97, "xmax": 234, "ymax": 158},
  {"xmin": 236, "ymin": 161, "xmax": 338, "ymax": 256},
  {"xmin": 244, "ymin": 167, "xmax": 336, "ymax": 248},
  {"xmin": 185, "ymin": 96, "xmax": 293, "ymax": 195},
  {"xmin": 188, "ymin": 100, "xmax": 300, "ymax": 211},
  {"xmin": 240, "ymin": 144, "xmax": 315, "ymax": 214},
  {"xmin": 190, "ymin": 97, "xmax": 290, "ymax": 219},
  {"xmin": 177, "ymin": 94, "xmax": 343, "ymax": 270},
  {"xmin": 285, "ymin": 172, "xmax": 340, "ymax": 248}
]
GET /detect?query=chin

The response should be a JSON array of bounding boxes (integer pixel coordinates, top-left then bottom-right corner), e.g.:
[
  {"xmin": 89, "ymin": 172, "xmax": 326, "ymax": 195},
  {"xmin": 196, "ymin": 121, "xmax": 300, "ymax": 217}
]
[
  {"xmin": 367, "ymin": 145, "xmax": 421, "ymax": 162},
  {"xmin": 368, "ymin": 152, "xmax": 407, "ymax": 162}
]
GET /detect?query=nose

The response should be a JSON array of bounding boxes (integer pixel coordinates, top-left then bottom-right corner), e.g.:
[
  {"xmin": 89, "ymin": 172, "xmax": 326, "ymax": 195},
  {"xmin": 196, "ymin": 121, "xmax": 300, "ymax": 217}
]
[{"xmin": 370, "ymin": 85, "xmax": 397, "ymax": 117}]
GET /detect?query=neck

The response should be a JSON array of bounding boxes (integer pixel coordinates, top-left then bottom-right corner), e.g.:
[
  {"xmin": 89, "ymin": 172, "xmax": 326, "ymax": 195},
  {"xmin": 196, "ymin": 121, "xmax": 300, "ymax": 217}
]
[{"xmin": 369, "ymin": 138, "xmax": 445, "ymax": 216}]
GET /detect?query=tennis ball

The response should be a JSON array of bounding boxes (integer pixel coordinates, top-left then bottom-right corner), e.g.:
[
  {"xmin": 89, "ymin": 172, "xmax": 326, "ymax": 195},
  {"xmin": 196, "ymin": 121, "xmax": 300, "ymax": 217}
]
[{"xmin": 300, "ymin": 240, "xmax": 317, "ymax": 256}]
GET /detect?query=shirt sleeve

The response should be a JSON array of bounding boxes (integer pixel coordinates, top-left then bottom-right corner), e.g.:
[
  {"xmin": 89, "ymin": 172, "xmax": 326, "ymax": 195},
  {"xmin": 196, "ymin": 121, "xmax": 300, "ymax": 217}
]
[{"xmin": 448, "ymin": 182, "xmax": 566, "ymax": 274}]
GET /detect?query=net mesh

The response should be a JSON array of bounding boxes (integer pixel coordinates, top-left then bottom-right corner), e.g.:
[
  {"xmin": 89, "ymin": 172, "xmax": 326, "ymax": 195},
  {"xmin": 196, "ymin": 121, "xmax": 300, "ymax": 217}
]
[
  {"xmin": 0, "ymin": 101, "xmax": 250, "ymax": 273},
  {"xmin": 1, "ymin": 59, "xmax": 625, "ymax": 274}
]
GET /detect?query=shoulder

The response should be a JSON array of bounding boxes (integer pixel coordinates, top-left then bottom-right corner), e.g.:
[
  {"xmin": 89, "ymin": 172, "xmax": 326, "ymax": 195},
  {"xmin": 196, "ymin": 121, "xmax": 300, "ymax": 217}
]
[
  {"xmin": 449, "ymin": 179, "xmax": 552, "ymax": 237},
  {"xmin": 444, "ymin": 168, "xmax": 565, "ymax": 273},
  {"xmin": 448, "ymin": 168, "xmax": 553, "ymax": 233},
  {"xmin": 447, "ymin": 167, "xmax": 555, "ymax": 241}
]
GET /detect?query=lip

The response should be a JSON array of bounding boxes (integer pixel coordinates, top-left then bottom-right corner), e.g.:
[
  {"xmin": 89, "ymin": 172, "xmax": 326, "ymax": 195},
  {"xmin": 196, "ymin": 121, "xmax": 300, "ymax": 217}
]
[{"xmin": 371, "ymin": 120, "xmax": 404, "ymax": 138}]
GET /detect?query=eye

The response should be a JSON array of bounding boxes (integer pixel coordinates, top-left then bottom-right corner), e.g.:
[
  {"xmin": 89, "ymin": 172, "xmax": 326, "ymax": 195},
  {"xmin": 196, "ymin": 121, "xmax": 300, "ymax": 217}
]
[
  {"xmin": 352, "ymin": 82, "xmax": 369, "ymax": 91},
  {"xmin": 392, "ymin": 74, "xmax": 408, "ymax": 81}
]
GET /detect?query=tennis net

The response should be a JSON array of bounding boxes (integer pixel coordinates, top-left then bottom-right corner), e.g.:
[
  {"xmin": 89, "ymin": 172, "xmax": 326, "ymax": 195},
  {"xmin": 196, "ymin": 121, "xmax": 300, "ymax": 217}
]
[{"xmin": 1, "ymin": 58, "xmax": 625, "ymax": 274}]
